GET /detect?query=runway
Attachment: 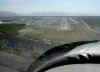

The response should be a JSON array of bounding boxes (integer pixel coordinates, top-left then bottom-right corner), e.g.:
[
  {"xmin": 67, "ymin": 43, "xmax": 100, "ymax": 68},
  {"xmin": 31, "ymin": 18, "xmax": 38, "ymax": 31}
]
[{"xmin": 57, "ymin": 18, "xmax": 71, "ymax": 30}]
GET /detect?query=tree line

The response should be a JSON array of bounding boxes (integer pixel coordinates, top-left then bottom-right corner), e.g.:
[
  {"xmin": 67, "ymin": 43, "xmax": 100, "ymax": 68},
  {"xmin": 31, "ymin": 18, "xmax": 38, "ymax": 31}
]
[{"xmin": 0, "ymin": 23, "xmax": 26, "ymax": 36}]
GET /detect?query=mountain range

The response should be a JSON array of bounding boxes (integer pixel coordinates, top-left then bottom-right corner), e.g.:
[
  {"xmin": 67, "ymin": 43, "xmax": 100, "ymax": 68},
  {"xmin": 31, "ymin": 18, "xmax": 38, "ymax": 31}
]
[
  {"xmin": 0, "ymin": 11, "xmax": 91, "ymax": 17},
  {"xmin": 0, "ymin": 11, "xmax": 20, "ymax": 17},
  {"xmin": 28, "ymin": 12, "xmax": 85, "ymax": 16}
]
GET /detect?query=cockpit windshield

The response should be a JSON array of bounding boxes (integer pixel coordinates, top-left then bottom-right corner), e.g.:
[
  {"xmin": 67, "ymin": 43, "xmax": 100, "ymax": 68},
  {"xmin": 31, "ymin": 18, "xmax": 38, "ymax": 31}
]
[{"xmin": 0, "ymin": 0, "xmax": 100, "ymax": 72}]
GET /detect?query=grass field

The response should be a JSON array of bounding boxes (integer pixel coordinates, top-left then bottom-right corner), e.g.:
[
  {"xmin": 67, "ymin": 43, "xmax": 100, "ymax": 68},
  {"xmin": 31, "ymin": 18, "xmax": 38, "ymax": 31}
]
[
  {"xmin": 82, "ymin": 17, "xmax": 100, "ymax": 31},
  {"xmin": 81, "ymin": 17, "xmax": 100, "ymax": 40},
  {"xmin": 0, "ymin": 24, "xmax": 25, "ymax": 37},
  {"xmin": 19, "ymin": 17, "xmax": 92, "ymax": 45}
]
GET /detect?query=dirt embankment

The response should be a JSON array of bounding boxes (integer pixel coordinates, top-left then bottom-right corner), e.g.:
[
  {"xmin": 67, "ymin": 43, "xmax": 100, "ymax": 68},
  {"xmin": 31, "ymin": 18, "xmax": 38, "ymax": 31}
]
[{"xmin": 0, "ymin": 35, "xmax": 54, "ymax": 72}]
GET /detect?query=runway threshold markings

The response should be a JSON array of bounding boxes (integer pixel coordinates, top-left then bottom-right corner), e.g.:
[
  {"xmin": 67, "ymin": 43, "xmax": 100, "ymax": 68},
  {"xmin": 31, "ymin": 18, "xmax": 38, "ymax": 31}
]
[{"xmin": 57, "ymin": 18, "xmax": 71, "ymax": 30}]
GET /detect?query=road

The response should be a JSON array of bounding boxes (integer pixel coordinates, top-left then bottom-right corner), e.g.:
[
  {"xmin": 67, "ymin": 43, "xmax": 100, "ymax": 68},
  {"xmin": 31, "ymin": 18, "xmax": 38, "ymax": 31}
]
[{"xmin": 81, "ymin": 19, "xmax": 100, "ymax": 34}]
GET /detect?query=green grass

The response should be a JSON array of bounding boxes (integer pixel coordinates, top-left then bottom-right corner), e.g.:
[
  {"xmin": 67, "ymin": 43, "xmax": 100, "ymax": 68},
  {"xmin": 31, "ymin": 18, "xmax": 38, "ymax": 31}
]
[
  {"xmin": 0, "ymin": 24, "xmax": 26, "ymax": 37},
  {"xmin": 82, "ymin": 17, "xmax": 100, "ymax": 31},
  {"xmin": 24, "ymin": 28, "xmax": 49, "ymax": 42}
]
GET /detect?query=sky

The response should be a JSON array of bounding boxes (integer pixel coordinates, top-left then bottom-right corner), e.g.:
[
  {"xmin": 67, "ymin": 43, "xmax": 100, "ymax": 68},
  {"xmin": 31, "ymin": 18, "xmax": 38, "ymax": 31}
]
[{"xmin": 0, "ymin": 0, "xmax": 100, "ymax": 15}]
